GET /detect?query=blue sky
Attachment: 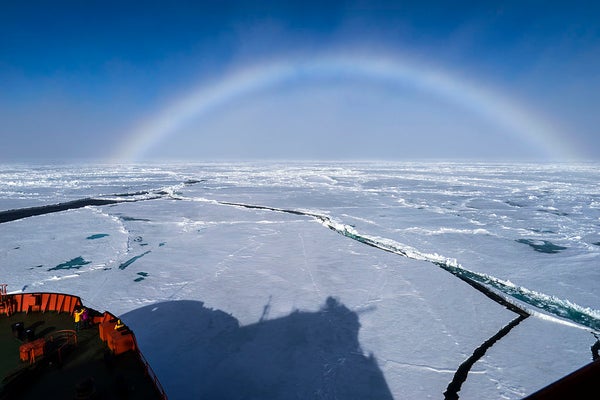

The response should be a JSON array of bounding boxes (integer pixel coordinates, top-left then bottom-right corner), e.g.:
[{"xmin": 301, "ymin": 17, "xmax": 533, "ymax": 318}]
[{"xmin": 1, "ymin": 1, "xmax": 599, "ymax": 162}]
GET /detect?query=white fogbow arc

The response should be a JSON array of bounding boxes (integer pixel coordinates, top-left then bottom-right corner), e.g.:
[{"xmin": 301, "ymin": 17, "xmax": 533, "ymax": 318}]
[{"xmin": 112, "ymin": 54, "xmax": 579, "ymax": 162}]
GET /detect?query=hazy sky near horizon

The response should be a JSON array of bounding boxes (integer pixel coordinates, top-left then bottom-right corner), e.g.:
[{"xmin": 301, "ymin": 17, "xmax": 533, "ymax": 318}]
[{"xmin": 1, "ymin": 1, "xmax": 599, "ymax": 162}]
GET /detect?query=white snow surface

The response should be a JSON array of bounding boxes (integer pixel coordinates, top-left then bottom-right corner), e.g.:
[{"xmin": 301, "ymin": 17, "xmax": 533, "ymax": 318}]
[{"xmin": 1, "ymin": 162, "xmax": 599, "ymax": 399}]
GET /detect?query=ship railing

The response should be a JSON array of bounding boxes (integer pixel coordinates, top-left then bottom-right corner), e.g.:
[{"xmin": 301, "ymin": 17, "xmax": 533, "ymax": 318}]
[
  {"xmin": 3, "ymin": 291, "xmax": 82, "ymax": 314},
  {"xmin": 137, "ymin": 349, "xmax": 169, "ymax": 400},
  {"xmin": 47, "ymin": 329, "xmax": 78, "ymax": 364},
  {"xmin": 99, "ymin": 310, "xmax": 169, "ymax": 400}
]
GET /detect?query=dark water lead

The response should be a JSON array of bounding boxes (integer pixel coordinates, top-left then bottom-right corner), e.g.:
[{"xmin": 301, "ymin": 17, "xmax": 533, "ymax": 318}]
[
  {"xmin": 48, "ymin": 256, "xmax": 91, "ymax": 271},
  {"xmin": 443, "ymin": 261, "xmax": 600, "ymax": 331},
  {"xmin": 134, "ymin": 272, "xmax": 150, "ymax": 282},
  {"xmin": 119, "ymin": 216, "xmax": 151, "ymax": 222},
  {"xmin": 118, "ymin": 251, "xmax": 151, "ymax": 270},
  {"xmin": 530, "ymin": 228, "xmax": 556, "ymax": 234},
  {"xmin": 516, "ymin": 239, "xmax": 567, "ymax": 254},
  {"xmin": 0, "ymin": 198, "xmax": 122, "ymax": 224},
  {"xmin": 86, "ymin": 233, "xmax": 109, "ymax": 240},
  {"xmin": 536, "ymin": 208, "xmax": 569, "ymax": 216},
  {"xmin": 444, "ymin": 314, "xmax": 528, "ymax": 400},
  {"xmin": 0, "ymin": 179, "xmax": 199, "ymax": 224}
]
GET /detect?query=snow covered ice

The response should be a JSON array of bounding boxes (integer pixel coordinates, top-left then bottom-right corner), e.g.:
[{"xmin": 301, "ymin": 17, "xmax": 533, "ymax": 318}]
[{"xmin": 1, "ymin": 162, "xmax": 599, "ymax": 399}]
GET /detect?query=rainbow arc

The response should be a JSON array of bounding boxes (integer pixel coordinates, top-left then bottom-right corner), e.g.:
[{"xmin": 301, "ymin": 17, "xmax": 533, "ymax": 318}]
[{"xmin": 112, "ymin": 54, "xmax": 579, "ymax": 162}]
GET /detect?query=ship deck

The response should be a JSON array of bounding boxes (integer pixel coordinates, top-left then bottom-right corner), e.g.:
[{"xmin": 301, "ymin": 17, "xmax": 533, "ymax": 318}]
[{"xmin": 1, "ymin": 309, "xmax": 164, "ymax": 399}]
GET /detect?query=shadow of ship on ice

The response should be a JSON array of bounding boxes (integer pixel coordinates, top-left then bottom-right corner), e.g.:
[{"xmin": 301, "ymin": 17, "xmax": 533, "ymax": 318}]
[{"xmin": 122, "ymin": 297, "xmax": 393, "ymax": 400}]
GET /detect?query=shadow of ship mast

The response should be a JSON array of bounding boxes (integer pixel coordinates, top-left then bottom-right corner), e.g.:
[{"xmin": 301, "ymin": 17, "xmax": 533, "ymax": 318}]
[{"xmin": 122, "ymin": 297, "xmax": 393, "ymax": 400}]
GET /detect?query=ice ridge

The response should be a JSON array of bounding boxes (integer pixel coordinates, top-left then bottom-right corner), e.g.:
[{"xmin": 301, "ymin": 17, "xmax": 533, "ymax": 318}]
[{"xmin": 220, "ymin": 200, "xmax": 600, "ymax": 332}]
